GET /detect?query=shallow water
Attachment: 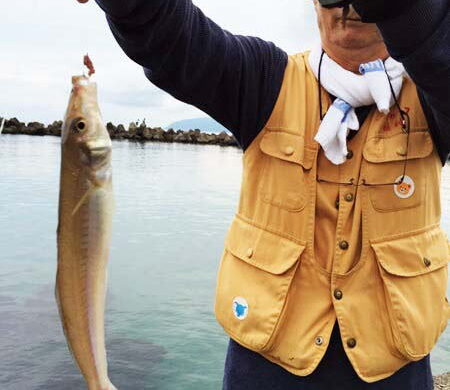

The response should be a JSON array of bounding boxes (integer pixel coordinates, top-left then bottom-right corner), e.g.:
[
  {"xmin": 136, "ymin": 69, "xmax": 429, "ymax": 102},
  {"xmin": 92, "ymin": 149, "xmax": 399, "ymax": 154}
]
[{"xmin": 0, "ymin": 135, "xmax": 448, "ymax": 389}]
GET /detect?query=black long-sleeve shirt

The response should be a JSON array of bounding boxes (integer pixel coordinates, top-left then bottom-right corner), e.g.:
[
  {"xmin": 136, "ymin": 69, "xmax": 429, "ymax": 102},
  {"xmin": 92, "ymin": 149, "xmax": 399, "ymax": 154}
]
[
  {"xmin": 94, "ymin": 0, "xmax": 287, "ymax": 151},
  {"xmin": 377, "ymin": 0, "xmax": 450, "ymax": 165},
  {"xmin": 95, "ymin": 0, "xmax": 449, "ymax": 164}
]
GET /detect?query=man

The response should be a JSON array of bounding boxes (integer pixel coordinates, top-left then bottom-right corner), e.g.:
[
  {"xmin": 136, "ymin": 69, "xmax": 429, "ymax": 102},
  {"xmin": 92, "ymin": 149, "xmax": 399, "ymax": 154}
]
[{"xmin": 79, "ymin": 0, "xmax": 449, "ymax": 388}]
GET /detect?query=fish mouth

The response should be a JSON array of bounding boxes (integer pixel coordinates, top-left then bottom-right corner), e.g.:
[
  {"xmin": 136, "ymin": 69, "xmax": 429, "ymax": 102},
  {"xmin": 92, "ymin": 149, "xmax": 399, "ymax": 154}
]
[
  {"xmin": 81, "ymin": 141, "xmax": 111, "ymax": 167},
  {"xmin": 85, "ymin": 140, "xmax": 111, "ymax": 153},
  {"xmin": 88, "ymin": 145, "xmax": 111, "ymax": 157}
]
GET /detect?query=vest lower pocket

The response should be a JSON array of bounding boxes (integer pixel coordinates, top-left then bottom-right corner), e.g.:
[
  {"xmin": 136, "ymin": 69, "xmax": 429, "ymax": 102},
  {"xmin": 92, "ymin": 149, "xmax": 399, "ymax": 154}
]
[
  {"xmin": 371, "ymin": 226, "xmax": 450, "ymax": 360},
  {"xmin": 215, "ymin": 216, "xmax": 306, "ymax": 351}
]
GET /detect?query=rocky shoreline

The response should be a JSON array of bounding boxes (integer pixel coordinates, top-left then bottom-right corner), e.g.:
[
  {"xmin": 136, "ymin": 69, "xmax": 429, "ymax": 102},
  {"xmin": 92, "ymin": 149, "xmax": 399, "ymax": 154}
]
[
  {"xmin": 0, "ymin": 117, "xmax": 239, "ymax": 147},
  {"xmin": 435, "ymin": 373, "xmax": 450, "ymax": 389}
]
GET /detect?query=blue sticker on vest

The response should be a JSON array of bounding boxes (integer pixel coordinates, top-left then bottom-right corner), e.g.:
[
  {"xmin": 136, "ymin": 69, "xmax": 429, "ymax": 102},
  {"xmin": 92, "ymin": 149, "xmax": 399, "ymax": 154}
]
[{"xmin": 232, "ymin": 297, "xmax": 249, "ymax": 320}]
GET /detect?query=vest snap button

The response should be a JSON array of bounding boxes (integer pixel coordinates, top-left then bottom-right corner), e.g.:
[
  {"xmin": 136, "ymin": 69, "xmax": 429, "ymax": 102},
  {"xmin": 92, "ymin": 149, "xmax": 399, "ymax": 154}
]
[
  {"xmin": 346, "ymin": 150, "xmax": 354, "ymax": 160},
  {"xmin": 284, "ymin": 146, "xmax": 295, "ymax": 156},
  {"xmin": 423, "ymin": 257, "xmax": 432, "ymax": 267},
  {"xmin": 315, "ymin": 336, "xmax": 324, "ymax": 346},
  {"xmin": 347, "ymin": 338, "xmax": 357, "ymax": 348},
  {"xmin": 339, "ymin": 240, "xmax": 349, "ymax": 250},
  {"xmin": 396, "ymin": 146, "xmax": 408, "ymax": 157},
  {"xmin": 246, "ymin": 248, "xmax": 254, "ymax": 258},
  {"xmin": 334, "ymin": 289, "xmax": 343, "ymax": 300},
  {"xmin": 344, "ymin": 193, "xmax": 354, "ymax": 202}
]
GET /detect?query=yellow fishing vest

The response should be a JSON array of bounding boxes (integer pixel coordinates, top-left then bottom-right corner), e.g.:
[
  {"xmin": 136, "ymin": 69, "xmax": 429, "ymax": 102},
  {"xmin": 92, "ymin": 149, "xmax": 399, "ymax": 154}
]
[{"xmin": 214, "ymin": 52, "xmax": 450, "ymax": 383}]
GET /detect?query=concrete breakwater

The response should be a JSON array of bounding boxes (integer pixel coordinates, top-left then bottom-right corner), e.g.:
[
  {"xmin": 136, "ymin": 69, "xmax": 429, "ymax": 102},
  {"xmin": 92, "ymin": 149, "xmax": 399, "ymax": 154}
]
[
  {"xmin": 0, "ymin": 117, "xmax": 239, "ymax": 147},
  {"xmin": 434, "ymin": 373, "xmax": 450, "ymax": 389}
]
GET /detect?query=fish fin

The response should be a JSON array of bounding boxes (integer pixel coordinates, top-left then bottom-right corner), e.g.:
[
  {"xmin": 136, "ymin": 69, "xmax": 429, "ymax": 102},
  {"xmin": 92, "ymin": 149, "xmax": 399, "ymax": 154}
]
[{"xmin": 71, "ymin": 186, "xmax": 95, "ymax": 217}]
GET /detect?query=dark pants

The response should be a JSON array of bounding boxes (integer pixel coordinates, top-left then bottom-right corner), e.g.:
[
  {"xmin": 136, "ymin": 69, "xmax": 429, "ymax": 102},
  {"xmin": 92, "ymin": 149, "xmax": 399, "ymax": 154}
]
[{"xmin": 223, "ymin": 322, "xmax": 433, "ymax": 390}]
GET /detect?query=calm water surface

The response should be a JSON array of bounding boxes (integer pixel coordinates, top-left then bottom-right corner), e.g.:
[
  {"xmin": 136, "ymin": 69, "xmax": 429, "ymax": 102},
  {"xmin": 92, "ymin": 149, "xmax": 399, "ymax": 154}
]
[{"xmin": 0, "ymin": 135, "xmax": 449, "ymax": 389}]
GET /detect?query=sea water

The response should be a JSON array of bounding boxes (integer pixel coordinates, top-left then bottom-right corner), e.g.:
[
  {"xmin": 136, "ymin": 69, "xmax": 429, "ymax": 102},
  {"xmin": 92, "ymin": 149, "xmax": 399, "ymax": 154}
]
[{"xmin": 0, "ymin": 135, "xmax": 448, "ymax": 390}]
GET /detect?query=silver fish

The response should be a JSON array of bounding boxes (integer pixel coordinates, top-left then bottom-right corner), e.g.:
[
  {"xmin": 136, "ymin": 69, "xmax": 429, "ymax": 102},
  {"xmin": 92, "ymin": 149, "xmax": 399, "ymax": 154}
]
[{"xmin": 55, "ymin": 75, "xmax": 117, "ymax": 390}]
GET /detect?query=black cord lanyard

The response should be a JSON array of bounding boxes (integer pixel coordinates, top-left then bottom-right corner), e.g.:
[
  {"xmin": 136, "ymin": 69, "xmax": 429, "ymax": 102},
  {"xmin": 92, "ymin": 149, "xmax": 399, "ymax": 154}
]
[{"xmin": 317, "ymin": 50, "xmax": 326, "ymax": 121}]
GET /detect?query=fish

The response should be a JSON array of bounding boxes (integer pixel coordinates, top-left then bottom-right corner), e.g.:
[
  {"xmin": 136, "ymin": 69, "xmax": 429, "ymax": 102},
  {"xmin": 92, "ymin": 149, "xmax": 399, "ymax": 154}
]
[{"xmin": 55, "ymin": 74, "xmax": 117, "ymax": 390}]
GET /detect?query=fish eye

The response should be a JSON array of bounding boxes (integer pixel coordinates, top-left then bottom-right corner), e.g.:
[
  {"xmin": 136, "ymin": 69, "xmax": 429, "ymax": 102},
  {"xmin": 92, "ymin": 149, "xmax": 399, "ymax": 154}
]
[{"xmin": 71, "ymin": 118, "xmax": 87, "ymax": 133}]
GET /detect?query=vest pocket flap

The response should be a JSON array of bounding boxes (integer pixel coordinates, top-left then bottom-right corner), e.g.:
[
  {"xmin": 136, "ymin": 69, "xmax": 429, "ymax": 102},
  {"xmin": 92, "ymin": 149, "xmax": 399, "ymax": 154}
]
[
  {"xmin": 363, "ymin": 130, "xmax": 433, "ymax": 163},
  {"xmin": 371, "ymin": 227, "xmax": 449, "ymax": 277},
  {"xmin": 225, "ymin": 217, "xmax": 306, "ymax": 275},
  {"xmin": 260, "ymin": 130, "xmax": 315, "ymax": 169}
]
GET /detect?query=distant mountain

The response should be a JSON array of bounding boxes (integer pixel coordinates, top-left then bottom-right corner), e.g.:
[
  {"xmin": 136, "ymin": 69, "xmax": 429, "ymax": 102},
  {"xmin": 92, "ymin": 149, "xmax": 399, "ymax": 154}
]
[{"xmin": 165, "ymin": 117, "xmax": 230, "ymax": 134}]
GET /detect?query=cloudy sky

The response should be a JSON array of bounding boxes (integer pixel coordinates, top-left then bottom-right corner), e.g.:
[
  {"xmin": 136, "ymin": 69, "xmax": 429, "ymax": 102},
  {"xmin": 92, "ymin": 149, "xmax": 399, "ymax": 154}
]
[{"xmin": 1, "ymin": 0, "xmax": 319, "ymax": 128}]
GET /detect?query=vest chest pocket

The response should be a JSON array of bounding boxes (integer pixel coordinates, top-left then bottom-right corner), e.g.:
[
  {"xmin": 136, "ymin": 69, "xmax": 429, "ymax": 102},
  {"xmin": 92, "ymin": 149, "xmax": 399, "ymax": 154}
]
[
  {"xmin": 363, "ymin": 130, "xmax": 434, "ymax": 212},
  {"xmin": 214, "ymin": 216, "xmax": 306, "ymax": 351},
  {"xmin": 371, "ymin": 227, "xmax": 450, "ymax": 360},
  {"xmin": 258, "ymin": 130, "xmax": 315, "ymax": 212}
]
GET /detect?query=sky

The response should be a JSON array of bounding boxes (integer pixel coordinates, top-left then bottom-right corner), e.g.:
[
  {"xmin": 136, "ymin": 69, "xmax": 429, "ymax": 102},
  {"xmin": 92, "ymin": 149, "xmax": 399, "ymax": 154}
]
[{"xmin": 1, "ymin": 0, "xmax": 319, "ymax": 128}]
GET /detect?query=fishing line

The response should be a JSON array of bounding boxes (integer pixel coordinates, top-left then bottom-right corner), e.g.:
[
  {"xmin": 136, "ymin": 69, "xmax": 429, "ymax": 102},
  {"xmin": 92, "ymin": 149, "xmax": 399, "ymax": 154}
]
[{"xmin": 79, "ymin": 1, "xmax": 92, "ymax": 77}]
